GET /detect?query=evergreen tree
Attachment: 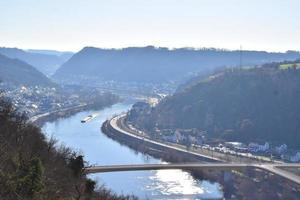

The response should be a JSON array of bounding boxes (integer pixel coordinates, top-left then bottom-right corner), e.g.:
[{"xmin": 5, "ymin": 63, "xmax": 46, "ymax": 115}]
[{"xmin": 19, "ymin": 157, "xmax": 44, "ymax": 199}]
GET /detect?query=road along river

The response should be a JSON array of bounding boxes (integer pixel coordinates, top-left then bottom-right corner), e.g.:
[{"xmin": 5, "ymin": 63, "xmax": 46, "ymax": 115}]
[{"xmin": 42, "ymin": 103, "xmax": 223, "ymax": 200}]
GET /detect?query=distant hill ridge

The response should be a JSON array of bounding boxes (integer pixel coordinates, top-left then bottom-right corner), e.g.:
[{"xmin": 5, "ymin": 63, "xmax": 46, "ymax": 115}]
[
  {"xmin": 53, "ymin": 46, "xmax": 300, "ymax": 84},
  {"xmin": 0, "ymin": 53, "xmax": 54, "ymax": 87},
  {"xmin": 0, "ymin": 47, "xmax": 73, "ymax": 76}
]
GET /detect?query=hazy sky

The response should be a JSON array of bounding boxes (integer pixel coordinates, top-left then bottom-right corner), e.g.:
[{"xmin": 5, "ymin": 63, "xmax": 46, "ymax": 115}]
[{"xmin": 0, "ymin": 0, "xmax": 299, "ymax": 52}]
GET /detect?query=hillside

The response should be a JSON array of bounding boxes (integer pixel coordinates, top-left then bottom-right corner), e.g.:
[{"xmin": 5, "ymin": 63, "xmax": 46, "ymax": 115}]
[
  {"xmin": 127, "ymin": 61, "xmax": 300, "ymax": 147},
  {"xmin": 0, "ymin": 47, "xmax": 73, "ymax": 75},
  {"xmin": 53, "ymin": 46, "xmax": 300, "ymax": 85},
  {"xmin": 0, "ymin": 96, "xmax": 137, "ymax": 200},
  {"xmin": 0, "ymin": 54, "xmax": 54, "ymax": 87}
]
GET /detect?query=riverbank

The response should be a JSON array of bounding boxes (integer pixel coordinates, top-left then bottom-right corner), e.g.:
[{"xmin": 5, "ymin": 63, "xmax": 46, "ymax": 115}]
[
  {"xmin": 102, "ymin": 115, "xmax": 222, "ymax": 163},
  {"xmin": 28, "ymin": 100, "xmax": 118, "ymax": 126},
  {"xmin": 42, "ymin": 103, "xmax": 224, "ymax": 199},
  {"xmin": 28, "ymin": 103, "xmax": 89, "ymax": 126},
  {"xmin": 102, "ymin": 114, "xmax": 268, "ymax": 164}
]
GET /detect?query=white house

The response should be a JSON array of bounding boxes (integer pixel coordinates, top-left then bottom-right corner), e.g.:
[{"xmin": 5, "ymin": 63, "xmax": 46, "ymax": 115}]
[
  {"xmin": 248, "ymin": 142, "xmax": 269, "ymax": 152},
  {"xmin": 275, "ymin": 144, "xmax": 288, "ymax": 154},
  {"xmin": 290, "ymin": 152, "xmax": 300, "ymax": 162}
]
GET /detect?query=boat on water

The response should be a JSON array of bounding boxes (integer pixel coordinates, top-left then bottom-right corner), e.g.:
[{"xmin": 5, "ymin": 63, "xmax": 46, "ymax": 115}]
[{"xmin": 81, "ymin": 113, "xmax": 99, "ymax": 123}]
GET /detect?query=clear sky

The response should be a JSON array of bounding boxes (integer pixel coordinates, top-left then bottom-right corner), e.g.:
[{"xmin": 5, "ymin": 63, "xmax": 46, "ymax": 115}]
[{"xmin": 0, "ymin": 0, "xmax": 299, "ymax": 52}]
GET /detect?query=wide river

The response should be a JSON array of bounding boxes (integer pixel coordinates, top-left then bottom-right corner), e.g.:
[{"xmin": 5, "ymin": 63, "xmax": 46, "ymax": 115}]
[{"xmin": 42, "ymin": 103, "xmax": 223, "ymax": 200}]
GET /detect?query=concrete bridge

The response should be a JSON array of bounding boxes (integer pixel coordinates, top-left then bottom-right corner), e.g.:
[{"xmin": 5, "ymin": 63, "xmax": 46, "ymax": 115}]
[{"xmin": 85, "ymin": 163, "xmax": 300, "ymax": 185}]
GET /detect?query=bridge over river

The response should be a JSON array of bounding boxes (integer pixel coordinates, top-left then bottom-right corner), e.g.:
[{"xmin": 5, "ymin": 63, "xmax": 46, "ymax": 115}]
[{"xmin": 85, "ymin": 163, "xmax": 300, "ymax": 185}]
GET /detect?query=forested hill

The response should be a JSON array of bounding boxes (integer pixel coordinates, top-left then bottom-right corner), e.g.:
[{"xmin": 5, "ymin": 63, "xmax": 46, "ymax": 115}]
[
  {"xmin": 0, "ymin": 54, "xmax": 55, "ymax": 87},
  {"xmin": 128, "ymin": 61, "xmax": 300, "ymax": 147},
  {"xmin": 53, "ymin": 46, "xmax": 300, "ymax": 84}
]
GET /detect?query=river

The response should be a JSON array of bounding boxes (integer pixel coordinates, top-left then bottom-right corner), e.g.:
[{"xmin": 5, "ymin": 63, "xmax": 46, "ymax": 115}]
[{"xmin": 42, "ymin": 103, "xmax": 223, "ymax": 199}]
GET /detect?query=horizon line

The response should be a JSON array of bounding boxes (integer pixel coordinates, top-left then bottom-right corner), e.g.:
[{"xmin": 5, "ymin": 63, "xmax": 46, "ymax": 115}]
[{"xmin": 1, "ymin": 45, "xmax": 300, "ymax": 54}]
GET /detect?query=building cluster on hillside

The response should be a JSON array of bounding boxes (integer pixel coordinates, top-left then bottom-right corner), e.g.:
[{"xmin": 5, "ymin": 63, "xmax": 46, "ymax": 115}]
[
  {"xmin": 58, "ymin": 76, "xmax": 176, "ymax": 96},
  {"xmin": 156, "ymin": 128, "xmax": 300, "ymax": 163},
  {"xmin": 226, "ymin": 142, "xmax": 300, "ymax": 162},
  {"xmin": 157, "ymin": 128, "xmax": 206, "ymax": 147},
  {"xmin": 1, "ymin": 85, "xmax": 81, "ymax": 117}
]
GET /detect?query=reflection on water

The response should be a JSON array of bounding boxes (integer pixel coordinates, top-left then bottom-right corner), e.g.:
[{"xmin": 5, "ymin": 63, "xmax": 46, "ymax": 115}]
[
  {"xmin": 42, "ymin": 103, "xmax": 223, "ymax": 199},
  {"xmin": 149, "ymin": 169, "xmax": 221, "ymax": 199}
]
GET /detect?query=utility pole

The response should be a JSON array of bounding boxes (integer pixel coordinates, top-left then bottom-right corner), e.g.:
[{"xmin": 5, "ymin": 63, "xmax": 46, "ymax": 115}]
[{"xmin": 239, "ymin": 45, "xmax": 243, "ymax": 69}]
